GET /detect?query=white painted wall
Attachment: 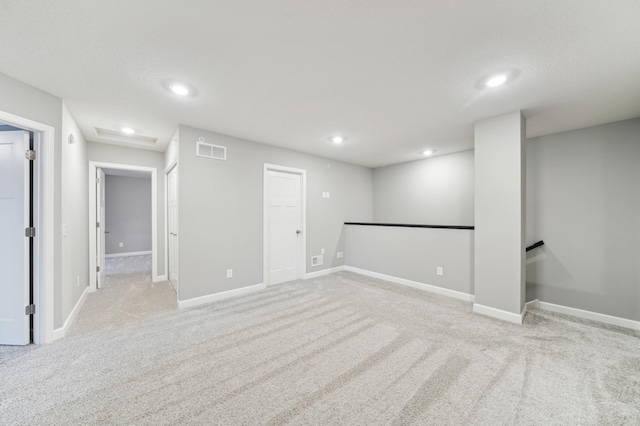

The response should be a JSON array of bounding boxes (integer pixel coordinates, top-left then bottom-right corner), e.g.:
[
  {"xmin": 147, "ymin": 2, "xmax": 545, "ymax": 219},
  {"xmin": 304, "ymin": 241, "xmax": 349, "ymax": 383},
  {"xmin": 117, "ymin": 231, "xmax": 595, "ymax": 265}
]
[
  {"xmin": 177, "ymin": 125, "xmax": 373, "ymax": 302},
  {"xmin": 104, "ymin": 175, "xmax": 152, "ymax": 255},
  {"xmin": 373, "ymin": 150, "xmax": 474, "ymax": 225},
  {"xmin": 87, "ymin": 142, "xmax": 166, "ymax": 276},
  {"xmin": 474, "ymin": 111, "xmax": 525, "ymax": 318},
  {"xmin": 526, "ymin": 117, "xmax": 640, "ymax": 321}
]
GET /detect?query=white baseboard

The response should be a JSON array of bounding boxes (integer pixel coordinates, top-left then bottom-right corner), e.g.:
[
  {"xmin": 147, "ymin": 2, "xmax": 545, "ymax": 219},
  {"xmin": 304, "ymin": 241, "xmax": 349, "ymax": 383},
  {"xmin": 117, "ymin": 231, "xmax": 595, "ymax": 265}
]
[
  {"xmin": 153, "ymin": 274, "xmax": 167, "ymax": 283},
  {"xmin": 473, "ymin": 302, "xmax": 526, "ymax": 325},
  {"xmin": 344, "ymin": 266, "xmax": 475, "ymax": 303},
  {"xmin": 304, "ymin": 266, "xmax": 346, "ymax": 280},
  {"xmin": 525, "ymin": 299, "xmax": 539, "ymax": 310},
  {"xmin": 178, "ymin": 283, "xmax": 266, "ymax": 309},
  {"xmin": 52, "ymin": 286, "xmax": 89, "ymax": 341},
  {"xmin": 105, "ymin": 250, "xmax": 152, "ymax": 258},
  {"xmin": 532, "ymin": 299, "xmax": 640, "ymax": 331}
]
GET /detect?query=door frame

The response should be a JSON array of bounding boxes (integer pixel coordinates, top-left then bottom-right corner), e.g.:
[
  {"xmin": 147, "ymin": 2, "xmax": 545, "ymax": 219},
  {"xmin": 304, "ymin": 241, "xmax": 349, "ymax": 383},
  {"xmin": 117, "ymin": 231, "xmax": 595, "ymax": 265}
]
[
  {"xmin": 96, "ymin": 168, "xmax": 106, "ymax": 288},
  {"xmin": 263, "ymin": 163, "xmax": 307, "ymax": 286},
  {"xmin": 0, "ymin": 110, "xmax": 55, "ymax": 344},
  {"xmin": 164, "ymin": 161, "xmax": 178, "ymax": 295},
  {"xmin": 88, "ymin": 161, "xmax": 160, "ymax": 291}
]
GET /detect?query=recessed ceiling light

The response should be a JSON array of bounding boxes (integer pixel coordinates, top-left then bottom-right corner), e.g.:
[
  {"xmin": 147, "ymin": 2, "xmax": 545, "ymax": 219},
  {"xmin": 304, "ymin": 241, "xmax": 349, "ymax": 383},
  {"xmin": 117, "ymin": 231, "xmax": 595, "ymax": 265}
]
[
  {"xmin": 121, "ymin": 127, "xmax": 135, "ymax": 135},
  {"xmin": 170, "ymin": 84, "xmax": 190, "ymax": 96},
  {"xmin": 485, "ymin": 74, "xmax": 507, "ymax": 88},
  {"xmin": 330, "ymin": 135, "xmax": 346, "ymax": 144},
  {"xmin": 422, "ymin": 149, "xmax": 435, "ymax": 156},
  {"xmin": 161, "ymin": 79, "xmax": 197, "ymax": 97}
]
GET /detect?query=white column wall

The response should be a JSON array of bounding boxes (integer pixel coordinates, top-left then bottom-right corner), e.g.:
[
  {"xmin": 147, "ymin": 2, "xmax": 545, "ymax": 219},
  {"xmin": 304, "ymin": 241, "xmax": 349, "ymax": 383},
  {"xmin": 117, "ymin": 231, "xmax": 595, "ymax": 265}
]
[{"xmin": 473, "ymin": 111, "xmax": 526, "ymax": 323}]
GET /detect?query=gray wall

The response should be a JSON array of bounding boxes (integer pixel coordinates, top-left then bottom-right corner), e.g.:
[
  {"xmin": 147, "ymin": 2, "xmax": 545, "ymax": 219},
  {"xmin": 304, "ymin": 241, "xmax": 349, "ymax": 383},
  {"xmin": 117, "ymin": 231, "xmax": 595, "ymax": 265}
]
[
  {"xmin": 177, "ymin": 125, "xmax": 373, "ymax": 301},
  {"xmin": 526, "ymin": 117, "xmax": 640, "ymax": 321},
  {"xmin": 365, "ymin": 116, "xmax": 639, "ymax": 322},
  {"xmin": 373, "ymin": 150, "xmax": 474, "ymax": 225},
  {"xmin": 345, "ymin": 225, "xmax": 474, "ymax": 295},
  {"xmin": 87, "ymin": 142, "xmax": 166, "ymax": 276},
  {"xmin": 105, "ymin": 175, "xmax": 152, "ymax": 255},
  {"xmin": 0, "ymin": 72, "xmax": 70, "ymax": 329},
  {"xmin": 61, "ymin": 103, "xmax": 89, "ymax": 327}
]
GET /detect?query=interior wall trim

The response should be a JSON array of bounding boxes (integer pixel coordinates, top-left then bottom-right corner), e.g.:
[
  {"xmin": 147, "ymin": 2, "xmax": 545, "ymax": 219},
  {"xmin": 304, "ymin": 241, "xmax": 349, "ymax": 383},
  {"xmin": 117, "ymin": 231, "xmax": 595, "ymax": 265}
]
[
  {"xmin": 528, "ymin": 299, "xmax": 640, "ymax": 331},
  {"xmin": 345, "ymin": 222, "xmax": 474, "ymax": 230},
  {"xmin": 344, "ymin": 266, "xmax": 475, "ymax": 302},
  {"xmin": 472, "ymin": 302, "xmax": 526, "ymax": 325},
  {"xmin": 177, "ymin": 282, "xmax": 266, "ymax": 309},
  {"xmin": 52, "ymin": 286, "xmax": 89, "ymax": 341},
  {"xmin": 304, "ymin": 266, "xmax": 345, "ymax": 280},
  {"xmin": 105, "ymin": 250, "xmax": 152, "ymax": 258}
]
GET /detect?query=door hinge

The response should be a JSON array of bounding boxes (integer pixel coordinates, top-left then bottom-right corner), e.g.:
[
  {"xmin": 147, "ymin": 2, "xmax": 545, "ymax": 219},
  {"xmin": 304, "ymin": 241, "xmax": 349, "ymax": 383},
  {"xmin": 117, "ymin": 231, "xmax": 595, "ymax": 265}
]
[
  {"xmin": 25, "ymin": 304, "xmax": 35, "ymax": 315},
  {"xmin": 96, "ymin": 177, "xmax": 100, "ymax": 184},
  {"xmin": 96, "ymin": 222, "xmax": 100, "ymax": 228},
  {"xmin": 25, "ymin": 150, "xmax": 36, "ymax": 161},
  {"xmin": 25, "ymin": 227, "xmax": 36, "ymax": 238},
  {"xmin": 97, "ymin": 266, "xmax": 101, "ymax": 272}
]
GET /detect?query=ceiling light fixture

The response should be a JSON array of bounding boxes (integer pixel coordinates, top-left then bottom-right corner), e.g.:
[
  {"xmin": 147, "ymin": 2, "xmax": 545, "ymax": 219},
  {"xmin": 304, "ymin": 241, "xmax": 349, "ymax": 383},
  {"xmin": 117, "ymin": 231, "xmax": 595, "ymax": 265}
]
[
  {"xmin": 485, "ymin": 74, "xmax": 507, "ymax": 88},
  {"xmin": 422, "ymin": 149, "xmax": 435, "ymax": 156},
  {"xmin": 121, "ymin": 127, "xmax": 135, "ymax": 135},
  {"xmin": 170, "ymin": 84, "xmax": 190, "ymax": 96},
  {"xmin": 330, "ymin": 135, "xmax": 346, "ymax": 144},
  {"xmin": 162, "ymin": 79, "xmax": 196, "ymax": 97}
]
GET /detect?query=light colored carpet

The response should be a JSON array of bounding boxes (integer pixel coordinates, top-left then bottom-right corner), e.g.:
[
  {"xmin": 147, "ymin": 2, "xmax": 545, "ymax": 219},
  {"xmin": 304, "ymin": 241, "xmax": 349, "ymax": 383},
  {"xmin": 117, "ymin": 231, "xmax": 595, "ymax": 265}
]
[
  {"xmin": 105, "ymin": 254, "xmax": 152, "ymax": 276},
  {"xmin": 68, "ymin": 271, "xmax": 177, "ymax": 337},
  {"xmin": 1, "ymin": 271, "xmax": 639, "ymax": 425}
]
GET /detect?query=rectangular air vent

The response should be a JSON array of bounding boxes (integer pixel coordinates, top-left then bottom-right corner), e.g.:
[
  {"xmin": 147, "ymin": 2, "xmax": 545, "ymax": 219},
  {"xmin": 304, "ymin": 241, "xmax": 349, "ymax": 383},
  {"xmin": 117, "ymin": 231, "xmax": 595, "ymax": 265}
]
[
  {"xmin": 311, "ymin": 255, "xmax": 324, "ymax": 267},
  {"xmin": 197, "ymin": 140, "xmax": 227, "ymax": 160}
]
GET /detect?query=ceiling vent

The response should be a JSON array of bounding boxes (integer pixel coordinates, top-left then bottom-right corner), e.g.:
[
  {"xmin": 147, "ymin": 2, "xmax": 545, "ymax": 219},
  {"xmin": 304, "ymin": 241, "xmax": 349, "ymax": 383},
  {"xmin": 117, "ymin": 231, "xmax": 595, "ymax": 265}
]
[{"xmin": 196, "ymin": 137, "xmax": 226, "ymax": 160}]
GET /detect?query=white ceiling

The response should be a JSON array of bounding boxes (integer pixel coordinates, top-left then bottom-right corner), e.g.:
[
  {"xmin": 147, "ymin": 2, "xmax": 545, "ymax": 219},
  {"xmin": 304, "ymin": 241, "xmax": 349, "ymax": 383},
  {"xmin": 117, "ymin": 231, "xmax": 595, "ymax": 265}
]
[{"xmin": 1, "ymin": 1, "xmax": 639, "ymax": 167}]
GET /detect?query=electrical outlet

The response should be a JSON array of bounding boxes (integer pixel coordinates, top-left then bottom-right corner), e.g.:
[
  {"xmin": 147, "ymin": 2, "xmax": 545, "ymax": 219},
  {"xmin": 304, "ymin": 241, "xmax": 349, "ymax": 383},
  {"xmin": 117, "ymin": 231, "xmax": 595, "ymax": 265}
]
[
  {"xmin": 321, "ymin": 248, "xmax": 325, "ymax": 255},
  {"xmin": 437, "ymin": 267, "xmax": 444, "ymax": 276},
  {"xmin": 337, "ymin": 251, "xmax": 344, "ymax": 259},
  {"xmin": 119, "ymin": 242, "xmax": 124, "ymax": 248},
  {"xmin": 226, "ymin": 269, "xmax": 233, "ymax": 278}
]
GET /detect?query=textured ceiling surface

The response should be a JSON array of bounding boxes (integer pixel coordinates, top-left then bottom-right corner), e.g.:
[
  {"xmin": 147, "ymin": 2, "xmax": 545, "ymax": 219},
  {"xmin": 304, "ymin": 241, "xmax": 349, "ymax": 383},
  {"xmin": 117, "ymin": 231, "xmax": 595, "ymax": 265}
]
[{"xmin": 1, "ymin": 0, "xmax": 639, "ymax": 167}]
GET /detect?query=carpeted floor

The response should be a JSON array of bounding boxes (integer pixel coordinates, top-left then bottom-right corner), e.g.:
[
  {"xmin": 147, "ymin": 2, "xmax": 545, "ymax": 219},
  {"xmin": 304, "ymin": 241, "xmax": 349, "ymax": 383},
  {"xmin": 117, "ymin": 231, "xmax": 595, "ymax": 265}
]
[
  {"xmin": 68, "ymin": 271, "xmax": 177, "ymax": 337},
  {"xmin": 1, "ymin": 272, "xmax": 639, "ymax": 425},
  {"xmin": 105, "ymin": 254, "xmax": 153, "ymax": 276}
]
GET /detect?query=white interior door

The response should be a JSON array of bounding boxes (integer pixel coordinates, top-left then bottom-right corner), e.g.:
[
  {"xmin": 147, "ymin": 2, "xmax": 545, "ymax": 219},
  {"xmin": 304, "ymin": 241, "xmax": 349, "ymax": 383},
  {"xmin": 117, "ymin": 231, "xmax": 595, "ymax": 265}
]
[
  {"xmin": 0, "ymin": 130, "xmax": 30, "ymax": 345},
  {"xmin": 167, "ymin": 165, "xmax": 178, "ymax": 290},
  {"xmin": 266, "ymin": 170, "xmax": 302, "ymax": 285},
  {"xmin": 96, "ymin": 168, "xmax": 106, "ymax": 288}
]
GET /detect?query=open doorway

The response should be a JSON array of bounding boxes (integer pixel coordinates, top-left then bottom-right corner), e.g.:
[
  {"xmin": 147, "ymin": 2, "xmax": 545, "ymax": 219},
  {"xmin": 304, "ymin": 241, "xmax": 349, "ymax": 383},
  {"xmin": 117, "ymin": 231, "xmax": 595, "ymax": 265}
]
[
  {"xmin": 100, "ymin": 168, "xmax": 153, "ymax": 279},
  {"xmin": 89, "ymin": 162, "xmax": 162, "ymax": 291},
  {"xmin": 0, "ymin": 112, "xmax": 55, "ymax": 345}
]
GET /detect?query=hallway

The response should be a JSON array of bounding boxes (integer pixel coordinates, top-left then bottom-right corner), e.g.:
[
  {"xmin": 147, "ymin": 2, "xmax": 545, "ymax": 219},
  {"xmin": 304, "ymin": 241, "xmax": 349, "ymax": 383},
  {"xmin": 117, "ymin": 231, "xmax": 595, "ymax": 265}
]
[{"xmin": 68, "ymin": 267, "xmax": 176, "ymax": 337}]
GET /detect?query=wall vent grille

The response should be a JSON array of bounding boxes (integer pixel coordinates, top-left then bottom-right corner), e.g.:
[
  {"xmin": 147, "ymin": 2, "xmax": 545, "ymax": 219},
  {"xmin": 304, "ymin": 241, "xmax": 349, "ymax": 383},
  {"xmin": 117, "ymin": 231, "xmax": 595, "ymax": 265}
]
[
  {"xmin": 196, "ymin": 140, "xmax": 227, "ymax": 160},
  {"xmin": 311, "ymin": 255, "xmax": 324, "ymax": 267}
]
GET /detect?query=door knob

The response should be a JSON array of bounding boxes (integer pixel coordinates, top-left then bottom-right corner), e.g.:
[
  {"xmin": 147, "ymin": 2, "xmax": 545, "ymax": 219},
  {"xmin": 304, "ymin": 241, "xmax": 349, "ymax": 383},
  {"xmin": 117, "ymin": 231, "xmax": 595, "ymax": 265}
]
[{"xmin": 296, "ymin": 229, "xmax": 301, "ymax": 235}]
